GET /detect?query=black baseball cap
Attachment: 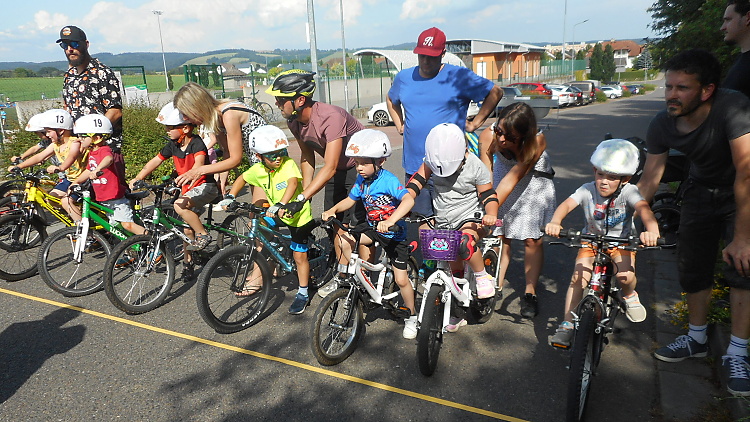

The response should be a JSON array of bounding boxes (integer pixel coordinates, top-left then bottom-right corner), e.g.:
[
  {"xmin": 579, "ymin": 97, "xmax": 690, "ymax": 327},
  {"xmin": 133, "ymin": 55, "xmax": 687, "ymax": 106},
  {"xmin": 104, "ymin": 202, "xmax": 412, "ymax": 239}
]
[{"xmin": 57, "ymin": 26, "xmax": 87, "ymax": 43}]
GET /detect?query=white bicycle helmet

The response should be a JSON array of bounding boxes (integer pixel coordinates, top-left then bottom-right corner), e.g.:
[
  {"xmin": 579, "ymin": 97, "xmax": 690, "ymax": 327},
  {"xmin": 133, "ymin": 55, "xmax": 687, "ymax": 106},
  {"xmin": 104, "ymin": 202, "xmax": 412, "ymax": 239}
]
[
  {"xmin": 424, "ymin": 123, "xmax": 466, "ymax": 177},
  {"xmin": 248, "ymin": 125, "xmax": 290, "ymax": 154},
  {"xmin": 155, "ymin": 102, "xmax": 190, "ymax": 125},
  {"xmin": 24, "ymin": 113, "xmax": 46, "ymax": 132},
  {"xmin": 39, "ymin": 109, "xmax": 73, "ymax": 130},
  {"xmin": 73, "ymin": 114, "xmax": 113, "ymax": 135},
  {"xmin": 345, "ymin": 129, "xmax": 392, "ymax": 158},
  {"xmin": 590, "ymin": 139, "xmax": 640, "ymax": 176}
]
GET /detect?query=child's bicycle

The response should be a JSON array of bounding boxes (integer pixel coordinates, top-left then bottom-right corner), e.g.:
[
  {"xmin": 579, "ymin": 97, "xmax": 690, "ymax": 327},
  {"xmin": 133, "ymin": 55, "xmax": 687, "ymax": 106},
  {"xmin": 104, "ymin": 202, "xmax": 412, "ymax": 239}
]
[
  {"xmin": 195, "ymin": 201, "xmax": 336, "ymax": 333},
  {"xmin": 412, "ymin": 213, "xmax": 498, "ymax": 376},
  {"xmin": 101, "ymin": 179, "xmax": 248, "ymax": 314},
  {"xmin": 310, "ymin": 217, "xmax": 421, "ymax": 366},
  {"xmin": 548, "ymin": 229, "xmax": 664, "ymax": 422},
  {"xmin": 36, "ymin": 178, "xmax": 150, "ymax": 297}
]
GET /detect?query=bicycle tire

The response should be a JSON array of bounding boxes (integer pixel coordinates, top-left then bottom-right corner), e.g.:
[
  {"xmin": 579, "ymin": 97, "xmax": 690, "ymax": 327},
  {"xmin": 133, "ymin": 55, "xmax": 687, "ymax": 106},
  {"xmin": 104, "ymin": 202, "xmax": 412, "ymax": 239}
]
[
  {"xmin": 0, "ymin": 213, "xmax": 47, "ymax": 281},
  {"xmin": 103, "ymin": 234, "xmax": 176, "ymax": 314},
  {"xmin": 311, "ymin": 287, "xmax": 364, "ymax": 366},
  {"xmin": 483, "ymin": 247, "xmax": 500, "ymax": 281},
  {"xmin": 384, "ymin": 256, "xmax": 421, "ymax": 317},
  {"xmin": 195, "ymin": 245, "xmax": 272, "ymax": 333},
  {"xmin": 566, "ymin": 304, "xmax": 598, "ymax": 422},
  {"xmin": 653, "ymin": 191, "xmax": 678, "ymax": 206},
  {"xmin": 216, "ymin": 213, "xmax": 253, "ymax": 248},
  {"xmin": 256, "ymin": 102, "xmax": 276, "ymax": 122},
  {"xmin": 0, "ymin": 179, "xmax": 24, "ymax": 199},
  {"xmin": 652, "ymin": 202, "xmax": 680, "ymax": 245},
  {"xmin": 38, "ymin": 226, "xmax": 112, "ymax": 296},
  {"xmin": 308, "ymin": 222, "xmax": 336, "ymax": 290},
  {"xmin": 0, "ymin": 196, "xmax": 20, "ymax": 216},
  {"xmin": 417, "ymin": 284, "xmax": 444, "ymax": 376}
]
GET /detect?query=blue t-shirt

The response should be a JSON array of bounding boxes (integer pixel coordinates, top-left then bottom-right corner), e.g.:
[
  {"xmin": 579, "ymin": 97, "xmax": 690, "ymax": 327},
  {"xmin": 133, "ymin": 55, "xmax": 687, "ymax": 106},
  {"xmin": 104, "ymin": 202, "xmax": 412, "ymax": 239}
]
[
  {"xmin": 348, "ymin": 169, "xmax": 408, "ymax": 241},
  {"xmin": 388, "ymin": 64, "xmax": 494, "ymax": 174}
]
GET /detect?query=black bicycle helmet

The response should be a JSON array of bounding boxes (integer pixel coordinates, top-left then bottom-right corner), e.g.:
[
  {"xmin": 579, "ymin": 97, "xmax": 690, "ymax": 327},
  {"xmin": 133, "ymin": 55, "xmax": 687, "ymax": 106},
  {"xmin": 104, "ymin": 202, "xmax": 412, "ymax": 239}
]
[{"xmin": 265, "ymin": 70, "xmax": 316, "ymax": 98}]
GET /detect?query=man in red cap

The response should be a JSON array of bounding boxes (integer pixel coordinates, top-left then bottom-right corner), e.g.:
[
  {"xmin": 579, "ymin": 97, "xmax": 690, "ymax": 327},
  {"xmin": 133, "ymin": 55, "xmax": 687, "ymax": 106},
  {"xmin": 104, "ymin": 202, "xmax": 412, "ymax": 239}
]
[{"xmin": 57, "ymin": 25, "xmax": 126, "ymax": 186}]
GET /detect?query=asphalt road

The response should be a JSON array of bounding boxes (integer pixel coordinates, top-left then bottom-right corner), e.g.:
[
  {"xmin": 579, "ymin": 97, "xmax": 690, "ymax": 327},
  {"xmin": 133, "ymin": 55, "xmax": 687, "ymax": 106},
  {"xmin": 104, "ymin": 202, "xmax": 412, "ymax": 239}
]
[{"xmin": 0, "ymin": 87, "xmax": 672, "ymax": 422}]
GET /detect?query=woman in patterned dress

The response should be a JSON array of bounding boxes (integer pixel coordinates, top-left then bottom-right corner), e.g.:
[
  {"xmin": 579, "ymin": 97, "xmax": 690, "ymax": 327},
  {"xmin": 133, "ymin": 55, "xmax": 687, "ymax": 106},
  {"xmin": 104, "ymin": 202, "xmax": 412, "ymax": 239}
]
[
  {"xmin": 478, "ymin": 102, "xmax": 556, "ymax": 319},
  {"xmin": 173, "ymin": 82, "xmax": 266, "ymax": 188}
]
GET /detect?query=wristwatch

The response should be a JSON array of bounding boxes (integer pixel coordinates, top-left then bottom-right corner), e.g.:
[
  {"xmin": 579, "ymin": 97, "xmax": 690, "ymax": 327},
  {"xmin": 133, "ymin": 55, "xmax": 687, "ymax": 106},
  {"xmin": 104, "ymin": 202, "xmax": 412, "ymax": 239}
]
[{"xmin": 295, "ymin": 193, "xmax": 307, "ymax": 202}]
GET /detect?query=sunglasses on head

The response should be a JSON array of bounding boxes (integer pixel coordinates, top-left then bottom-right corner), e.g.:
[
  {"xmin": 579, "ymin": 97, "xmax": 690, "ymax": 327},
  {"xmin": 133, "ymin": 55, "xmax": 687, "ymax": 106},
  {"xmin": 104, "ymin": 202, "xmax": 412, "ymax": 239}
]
[
  {"xmin": 59, "ymin": 41, "xmax": 82, "ymax": 50},
  {"xmin": 493, "ymin": 125, "xmax": 519, "ymax": 143},
  {"xmin": 261, "ymin": 149, "xmax": 288, "ymax": 161}
]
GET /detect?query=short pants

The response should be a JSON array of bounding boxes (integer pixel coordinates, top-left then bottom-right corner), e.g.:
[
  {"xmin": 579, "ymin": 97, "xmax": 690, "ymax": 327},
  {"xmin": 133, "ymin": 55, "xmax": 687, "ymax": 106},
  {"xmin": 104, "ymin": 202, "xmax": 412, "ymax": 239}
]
[
  {"xmin": 184, "ymin": 182, "xmax": 219, "ymax": 215},
  {"xmin": 101, "ymin": 197, "xmax": 135, "ymax": 224}
]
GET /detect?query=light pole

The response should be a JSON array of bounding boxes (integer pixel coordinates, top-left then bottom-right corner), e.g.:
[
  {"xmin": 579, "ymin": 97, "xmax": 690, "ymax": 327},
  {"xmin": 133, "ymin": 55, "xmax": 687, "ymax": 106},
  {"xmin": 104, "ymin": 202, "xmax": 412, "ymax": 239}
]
[
  {"xmin": 339, "ymin": 0, "xmax": 349, "ymax": 111},
  {"xmin": 561, "ymin": 0, "xmax": 567, "ymax": 77},
  {"xmin": 152, "ymin": 10, "xmax": 169, "ymax": 91},
  {"xmin": 572, "ymin": 19, "xmax": 589, "ymax": 78}
]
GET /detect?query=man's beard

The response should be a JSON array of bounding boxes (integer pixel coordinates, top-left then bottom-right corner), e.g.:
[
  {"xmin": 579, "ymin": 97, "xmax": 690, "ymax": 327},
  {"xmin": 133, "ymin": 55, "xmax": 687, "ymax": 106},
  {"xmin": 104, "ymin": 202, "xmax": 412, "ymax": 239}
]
[{"xmin": 67, "ymin": 50, "xmax": 89, "ymax": 67}]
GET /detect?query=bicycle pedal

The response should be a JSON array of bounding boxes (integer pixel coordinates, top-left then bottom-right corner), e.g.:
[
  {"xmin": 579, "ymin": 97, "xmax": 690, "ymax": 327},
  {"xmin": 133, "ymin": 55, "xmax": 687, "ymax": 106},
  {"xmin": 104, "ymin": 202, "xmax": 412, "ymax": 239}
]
[{"xmin": 394, "ymin": 306, "xmax": 411, "ymax": 319}]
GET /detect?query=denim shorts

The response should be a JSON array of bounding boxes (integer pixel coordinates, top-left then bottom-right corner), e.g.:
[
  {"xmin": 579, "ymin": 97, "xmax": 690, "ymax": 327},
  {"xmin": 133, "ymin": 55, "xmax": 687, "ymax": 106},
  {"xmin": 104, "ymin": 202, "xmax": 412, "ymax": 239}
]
[{"xmin": 677, "ymin": 179, "xmax": 749, "ymax": 292}]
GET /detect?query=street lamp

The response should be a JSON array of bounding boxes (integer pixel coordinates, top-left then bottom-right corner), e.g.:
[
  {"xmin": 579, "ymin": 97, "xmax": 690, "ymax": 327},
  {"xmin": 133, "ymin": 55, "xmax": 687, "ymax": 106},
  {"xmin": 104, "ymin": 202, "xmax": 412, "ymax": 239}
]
[
  {"xmin": 152, "ymin": 10, "xmax": 170, "ymax": 91},
  {"xmin": 572, "ymin": 19, "xmax": 589, "ymax": 78},
  {"xmin": 562, "ymin": 0, "xmax": 567, "ymax": 76},
  {"xmin": 339, "ymin": 0, "xmax": 349, "ymax": 111}
]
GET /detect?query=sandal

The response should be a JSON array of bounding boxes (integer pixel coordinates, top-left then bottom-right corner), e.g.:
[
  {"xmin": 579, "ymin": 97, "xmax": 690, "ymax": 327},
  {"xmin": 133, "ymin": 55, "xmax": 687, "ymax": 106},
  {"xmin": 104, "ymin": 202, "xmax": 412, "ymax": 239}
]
[
  {"xmin": 187, "ymin": 233, "xmax": 212, "ymax": 251},
  {"xmin": 235, "ymin": 283, "xmax": 262, "ymax": 297}
]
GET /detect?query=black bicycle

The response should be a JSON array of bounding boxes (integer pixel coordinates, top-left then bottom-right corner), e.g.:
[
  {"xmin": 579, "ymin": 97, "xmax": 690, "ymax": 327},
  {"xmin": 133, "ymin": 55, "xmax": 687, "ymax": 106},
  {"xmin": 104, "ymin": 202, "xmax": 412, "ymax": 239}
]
[{"xmin": 549, "ymin": 229, "xmax": 664, "ymax": 422}]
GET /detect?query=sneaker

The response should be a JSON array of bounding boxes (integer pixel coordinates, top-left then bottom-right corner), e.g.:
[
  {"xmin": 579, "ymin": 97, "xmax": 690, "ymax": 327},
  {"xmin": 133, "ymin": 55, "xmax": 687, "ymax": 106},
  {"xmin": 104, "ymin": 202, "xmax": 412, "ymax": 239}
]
[
  {"xmin": 520, "ymin": 293, "xmax": 539, "ymax": 319},
  {"xmin": 318, "ymin": 275, "xmax": 343, "ymax": 298},
  {"xmin": 403, "ymin": 315, "xmax": 418, "ymax": 339},
  {"xmin": 624, "ymin": 292, "xmax": 647, "ymax": 323},
  {"xmin": 723, "ymin": 354, "xmax": 750, "ymax": 397},
  {"xmin": 549, "ymin": 322, "xmax": 575, "ymax": 349},
  {"xmin": 187, "ymin": 233, "xmax": 212, "ymax": 251},
  {"xmin": 115, "ymin": 253, "xmax": 136, "ymax": 267},
  {"xmin": 288, "ymin": 293, "xmax": 310, "ymax": 315},
  {"xmin": 654, "ymin": 334, "xmax": 709, "ymax": 362},
  {"xmin": 180, "ymin": 262, "xmax": 195, "ymax": 282},
  {"xmin": 475, "ymin": 274, "xmax": 496, "ymax": 299},
  {"xmin": 446, "ymin": 317, "xmax": 467, "ymax": 333},
  {"xmin": 148, "ymin": 249, "xmax": 163, "ymax": 265},
  {"xmin": 212, "ymin": 203, "xmax": 225, "ymax": 212}
]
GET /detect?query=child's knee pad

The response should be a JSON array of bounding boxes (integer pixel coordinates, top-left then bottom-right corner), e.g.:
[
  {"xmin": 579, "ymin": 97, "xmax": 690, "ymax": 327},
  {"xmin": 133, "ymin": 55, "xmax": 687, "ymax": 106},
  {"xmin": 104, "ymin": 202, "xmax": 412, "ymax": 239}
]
[{"xmin": 458, "ymin": 232, "xmax": 477, "ymax": 261}]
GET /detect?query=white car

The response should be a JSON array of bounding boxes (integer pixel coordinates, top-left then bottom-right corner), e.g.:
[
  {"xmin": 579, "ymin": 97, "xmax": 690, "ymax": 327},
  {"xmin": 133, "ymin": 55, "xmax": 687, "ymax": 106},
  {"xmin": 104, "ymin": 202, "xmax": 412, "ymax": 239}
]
[
  {"xmin": 546, "ymin": 84, "xmax": 577, "ymax": 107},
  {"xmin": 601, "ymin": 86, "xmax": 623, "ymax": 99},
  {"xmin": 367, "ymin": 101, "xmax": 480, "ymax": 127}
]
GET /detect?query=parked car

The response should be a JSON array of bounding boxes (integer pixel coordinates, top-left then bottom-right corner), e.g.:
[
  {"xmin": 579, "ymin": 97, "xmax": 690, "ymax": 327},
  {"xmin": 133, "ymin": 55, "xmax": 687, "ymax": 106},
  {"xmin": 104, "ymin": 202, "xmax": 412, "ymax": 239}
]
[
  {"xmin": 367, "ymin": 101, "xmax": 480, "ymax": 127},
  {"xmin": 546, "ymin": 84, "xmax": 577, "ymax": 107},
  {"xmin": 509, "ymin": 82, "xmax": 552, "ymax": 96},
  {"xmin": 624, "ymin": 84, "xmax": 642, "ymax": 94},
  {"xmin": 491, "ymin": 86, "xmax": 533, "ymax": 117},
  {"xmin": 567, "ymin": 85, "xmax": 585, "ymax": 106},
  {"xmin": 567, "ymin": 81, "xmax": 596, "ymax": 104},
  {"xmin": 600, "ymin": 86, "xmax": 623, "ymax": 99}
]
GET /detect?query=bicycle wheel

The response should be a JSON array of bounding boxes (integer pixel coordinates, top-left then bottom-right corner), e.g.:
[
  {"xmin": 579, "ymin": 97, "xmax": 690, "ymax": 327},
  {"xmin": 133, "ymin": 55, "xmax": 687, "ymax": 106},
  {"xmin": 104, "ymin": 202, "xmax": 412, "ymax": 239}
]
[
  {"xmin": 566, "ymin": 304, "xmax": 598, "ymax": 422},
  {"xmin": 483, "ymin": 247, "xmax": 499, "ymax": 280},
  {"xmin": 38, "ymin": 226, "xmax": 112, "ymax": 296},
  {"xmin": 256, "ymin": 102, "xmax": 276, "ymax": 122},
  {"xmin": 195, "ymin": 245, "xmax": 272, "ymax": 333},
  {"xmin": 103, "ymin": 234, "xmax": 176, "ymax": 314},
  {"xmin": 0, "ymin": 213, "xmax": 47, "ymax": 281},
  {"xmin": 0, "ymin": 196, "xmax": 19, "ymax": 216},
  {"xmin": 311, "ymin": 287, "xmax": 364, "ymax": 366},
  {"xmin": 417, "ymin": 284, "xmax": 445, "ymax": 376},
  {"xmin": 0, "ymin": 179, "xmax": 24, "ymax": 199},
  {"xmin": 216, "ymin": 213, "xmax": 253, "ymax": 248},
  {"xmin": 308, "ymin": 223, "xmax": 336, "ymax": 290},
  {"xmin": 652, "ymin": 202, "xmax": 680, "ymax": 245}
]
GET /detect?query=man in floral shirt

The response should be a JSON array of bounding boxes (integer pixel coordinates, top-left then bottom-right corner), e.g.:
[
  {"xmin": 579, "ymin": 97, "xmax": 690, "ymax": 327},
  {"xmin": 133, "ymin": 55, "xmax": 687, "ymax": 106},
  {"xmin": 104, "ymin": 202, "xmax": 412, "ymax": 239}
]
[{"xmin": 57, "ymin": 25, "xmax": 125, "ymax": 183}]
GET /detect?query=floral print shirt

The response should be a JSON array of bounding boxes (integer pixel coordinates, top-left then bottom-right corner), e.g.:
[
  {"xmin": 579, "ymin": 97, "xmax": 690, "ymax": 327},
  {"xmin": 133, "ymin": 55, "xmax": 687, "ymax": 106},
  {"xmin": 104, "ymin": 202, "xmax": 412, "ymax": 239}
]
[{"xmin": 63, "ymin": 58, "xmax": 123, "ymax": 152}]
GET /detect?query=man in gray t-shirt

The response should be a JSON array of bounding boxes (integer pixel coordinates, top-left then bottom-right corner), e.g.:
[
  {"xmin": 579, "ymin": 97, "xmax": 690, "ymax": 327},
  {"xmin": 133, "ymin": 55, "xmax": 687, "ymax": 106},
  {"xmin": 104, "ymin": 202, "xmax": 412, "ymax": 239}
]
[{"xmin": 638, "ymin": 49, "xmax": 750, "ymax": 396}]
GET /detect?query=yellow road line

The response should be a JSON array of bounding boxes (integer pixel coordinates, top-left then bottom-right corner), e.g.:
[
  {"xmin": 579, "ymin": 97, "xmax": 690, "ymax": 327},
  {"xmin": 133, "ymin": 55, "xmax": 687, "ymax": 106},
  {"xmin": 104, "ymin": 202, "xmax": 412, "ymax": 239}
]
[{"xmin": 0, "ymin": 287, "xmax": 528, "ymax": 422}]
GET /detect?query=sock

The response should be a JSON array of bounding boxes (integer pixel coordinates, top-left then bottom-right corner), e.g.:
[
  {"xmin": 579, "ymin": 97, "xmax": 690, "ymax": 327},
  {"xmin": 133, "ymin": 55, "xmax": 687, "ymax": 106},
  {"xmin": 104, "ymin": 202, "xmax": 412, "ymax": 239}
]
[
  {"xmin": 688, "ymin": 324, "xmax": 708, "ymax": 344},
  {"xmin": 474, "ymin": 269, "xmax": 488, "ymax": 278},
  {"xmin": 298, "ymin": 286, "xmax": 309, "ymax": 297},
  {"xmin": 727, "ymin": 335, "xmax": 749, "ymax": 357}
]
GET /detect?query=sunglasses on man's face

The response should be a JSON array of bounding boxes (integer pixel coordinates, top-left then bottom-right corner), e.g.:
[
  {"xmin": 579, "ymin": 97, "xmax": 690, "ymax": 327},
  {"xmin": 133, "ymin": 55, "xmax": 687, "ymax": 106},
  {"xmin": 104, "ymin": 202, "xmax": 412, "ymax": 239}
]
[
  {"xmin": 493, "ymin": 125, "xmax": 519, "ymax": 144},
  {"xmin": 261, "ymin": 149, "xmax": 288, "ymax": 161},
  {"xmin": 59, "ymin": 41, "xmax": 82, "ymax": 50}
]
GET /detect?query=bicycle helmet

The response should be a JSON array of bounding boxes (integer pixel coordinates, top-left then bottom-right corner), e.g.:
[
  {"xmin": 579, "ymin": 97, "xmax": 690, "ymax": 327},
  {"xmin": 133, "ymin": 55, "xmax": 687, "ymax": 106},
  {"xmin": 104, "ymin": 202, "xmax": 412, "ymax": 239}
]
[
  {"xmin": 345, "ymin": 129, "xmax": 392, "ymax": 158},
  {"xmin": 73, "ymin": 114, "xmax": 113, "ymax": 135},
  {"xmin": 248, "ymin": 125, "xmax": 290, "ymax": 154},
  {"xmin": 424, "ymin": 123, "xmax": 466, "ymax": 177},
  {"xmin": 155, "ymin": 102, "xmax": 190, "ymax": 126},
  {"xmin": 39, "ymin": 109, "xmax": 73, "ymax": 130},
  {"xmin": 265, "ymin": 70, "xmax": 316, "ymax": 98},
  {"xmin": 590, "ymin": 139, "xmax": 640, "ymax": 176},
  {"xmin": 24, "ymin": 113, "xmax": 46, "ymax": 132}
]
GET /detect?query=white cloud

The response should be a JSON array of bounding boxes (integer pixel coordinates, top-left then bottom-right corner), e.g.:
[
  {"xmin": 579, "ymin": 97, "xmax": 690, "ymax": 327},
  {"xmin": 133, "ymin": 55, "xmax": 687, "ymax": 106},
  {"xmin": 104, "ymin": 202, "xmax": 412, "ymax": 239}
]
[{"xmin": 400, "ymin": 0, "xmax": 451, "ymax": 20}]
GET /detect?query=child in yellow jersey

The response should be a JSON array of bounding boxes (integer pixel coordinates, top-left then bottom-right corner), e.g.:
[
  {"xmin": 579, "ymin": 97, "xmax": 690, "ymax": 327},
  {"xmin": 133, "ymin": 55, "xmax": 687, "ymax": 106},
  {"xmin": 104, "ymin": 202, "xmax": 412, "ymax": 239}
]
[
  {"xmin": 219, "ymin": 125, "xmax": 315, "ymax": 315},
  {"xmin": 8, "ymin": 109, "xmax": 88, "ymax": 222}
]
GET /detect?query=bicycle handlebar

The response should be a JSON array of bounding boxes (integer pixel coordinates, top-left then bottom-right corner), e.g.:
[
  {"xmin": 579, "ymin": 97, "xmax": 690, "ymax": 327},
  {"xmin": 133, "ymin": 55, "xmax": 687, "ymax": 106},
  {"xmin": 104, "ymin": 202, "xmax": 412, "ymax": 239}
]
[
  {"xmin": 549, "ymin": 228, "xmax": 666, "ymax": 250},
  {"xmin": 321, "ymin": 217, "xmax": 401, "ymax": 234},
  {"xmin": 405, "ymin": 212, "xmax": 484, "ymax": 231}
]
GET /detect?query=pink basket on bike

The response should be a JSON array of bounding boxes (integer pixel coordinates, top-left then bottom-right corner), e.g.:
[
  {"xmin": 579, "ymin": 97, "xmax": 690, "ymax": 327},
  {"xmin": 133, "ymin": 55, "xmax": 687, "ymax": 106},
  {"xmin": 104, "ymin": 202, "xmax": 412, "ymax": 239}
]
[{"xmin": 419, "ymin": 229, "xmax": 462, "ymax": 261}]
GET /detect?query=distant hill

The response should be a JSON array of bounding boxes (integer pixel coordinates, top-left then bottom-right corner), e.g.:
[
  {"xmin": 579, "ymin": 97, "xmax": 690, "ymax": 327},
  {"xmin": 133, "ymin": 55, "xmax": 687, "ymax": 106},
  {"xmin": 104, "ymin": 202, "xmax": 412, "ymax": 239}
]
[{"xmin": 0, "ymin": 43, "xmax": 417, "ymax": 73}]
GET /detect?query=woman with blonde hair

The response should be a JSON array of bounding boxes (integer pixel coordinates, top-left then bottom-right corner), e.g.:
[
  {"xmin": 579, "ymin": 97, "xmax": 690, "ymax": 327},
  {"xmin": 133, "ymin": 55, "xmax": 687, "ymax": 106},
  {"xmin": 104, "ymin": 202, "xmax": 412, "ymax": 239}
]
[
  {"xmin": 173, "ymin": 82, "xmax": 265, "ymax": 187},
  {"xmin": 478, "ymin": 102, "xmax": 556, "ymax": 319}
]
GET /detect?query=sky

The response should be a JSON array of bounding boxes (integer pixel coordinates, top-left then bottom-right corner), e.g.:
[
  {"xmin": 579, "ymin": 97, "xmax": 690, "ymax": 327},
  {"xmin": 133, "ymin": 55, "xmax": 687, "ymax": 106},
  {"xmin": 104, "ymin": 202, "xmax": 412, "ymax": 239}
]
[{"xmin": 0, "ymin": 0, "xmax": 661, "ymax": 63}]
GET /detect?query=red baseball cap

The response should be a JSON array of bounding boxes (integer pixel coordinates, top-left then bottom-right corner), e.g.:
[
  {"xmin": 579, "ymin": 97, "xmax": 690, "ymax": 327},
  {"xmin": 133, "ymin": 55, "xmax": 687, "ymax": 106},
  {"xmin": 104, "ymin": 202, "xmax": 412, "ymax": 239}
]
[{"xmin": 413, "ymin": 27, "xmax": 446, "ymax": 57}]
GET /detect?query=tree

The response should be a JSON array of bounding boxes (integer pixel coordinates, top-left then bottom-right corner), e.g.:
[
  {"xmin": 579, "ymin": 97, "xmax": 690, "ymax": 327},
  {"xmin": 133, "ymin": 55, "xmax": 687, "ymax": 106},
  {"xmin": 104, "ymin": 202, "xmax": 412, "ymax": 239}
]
[
  {"xmin": 603, "ymin": 44, "xmax": 616, "ymax": 81},
  {"xmin": 167, "ymin": 73, "xmax": 174, "ymax": 91},
  {"xmin": 13, "ymin": 68, "xmax": 35, "ymax": 78},
  {"xmin": 554, "ymin": 51, "xmax": 563, "ymax": 60},
  {"xmin": 210, "ymin": 62, "xmax": 221, "ymax": 87},
  {"xmin": 198, "ymin": 66, "xmax": 210, "ymax": 87},
  {"xmin": 589, "ymin": 43, "xmax": 605, "ymax": 81},
  {"xmin": 38, "ymin": 67, "xmax": 62, "ymax": 77},
  {"xmin": 634, "ymin": 48, "xmax": 654, "ymax": 70},
  {"xmin": 648, "ymin": 0, "xmax": 737, "ymax": 72},
  {"xmin": 575, "ymin": 48, "xmax": 588, "ymax": 61}
]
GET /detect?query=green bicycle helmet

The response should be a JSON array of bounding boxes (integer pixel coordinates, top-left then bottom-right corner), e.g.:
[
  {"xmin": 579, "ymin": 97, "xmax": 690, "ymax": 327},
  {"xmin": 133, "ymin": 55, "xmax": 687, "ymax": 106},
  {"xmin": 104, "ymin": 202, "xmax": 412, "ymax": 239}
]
[{"xmin": 265, "ymin": 70, "xmax": 316, "ymax": 98}]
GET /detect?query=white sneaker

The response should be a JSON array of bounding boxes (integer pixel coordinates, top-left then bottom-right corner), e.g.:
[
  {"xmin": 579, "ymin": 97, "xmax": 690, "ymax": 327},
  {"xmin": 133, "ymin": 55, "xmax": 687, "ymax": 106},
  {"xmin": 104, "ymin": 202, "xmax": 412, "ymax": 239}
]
[
  {"xmin": 624, "ymin": 291, "xmax": 647, "ymax": 323},
  {"xmin": 403, "ymin": 315, "xmax": 418, "ymax": 339},
  {"xmin": 212, "ymin": 203, "xmax": 225, "ymax": 212},
  {"xmin": 318, "ymin": 276, "xmax": 341, "ymax": 298}
]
